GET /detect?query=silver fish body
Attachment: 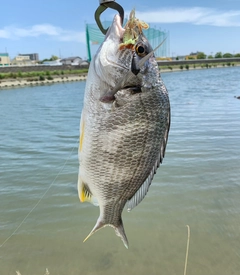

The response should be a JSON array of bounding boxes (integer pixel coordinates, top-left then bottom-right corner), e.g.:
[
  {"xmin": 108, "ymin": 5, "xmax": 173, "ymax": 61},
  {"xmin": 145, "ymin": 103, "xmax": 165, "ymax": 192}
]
[{"xmin": 78, "ymin": 14, "xmax": 170, "ymax": 248}]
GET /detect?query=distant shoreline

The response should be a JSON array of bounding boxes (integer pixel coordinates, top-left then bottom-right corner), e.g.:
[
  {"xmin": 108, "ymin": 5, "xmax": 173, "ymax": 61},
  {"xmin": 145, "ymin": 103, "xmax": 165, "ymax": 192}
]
[
  {"xmin": 0, "ymin": 64, "xmax": 239, "ymax": 90},
  {"xmin": 160, "ymin": 63, "xmax": 240, "ymax": 73},
  {"xmin": 0, "ymin": 75, "xmax": 87, "ymax": 89}
]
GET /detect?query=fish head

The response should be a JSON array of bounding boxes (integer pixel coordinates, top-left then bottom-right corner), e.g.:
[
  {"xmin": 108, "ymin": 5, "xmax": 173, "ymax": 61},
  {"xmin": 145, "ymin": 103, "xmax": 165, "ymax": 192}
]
[{"xmin": 92, "ymin": 11, "xmax": 159, "ymax": 103}]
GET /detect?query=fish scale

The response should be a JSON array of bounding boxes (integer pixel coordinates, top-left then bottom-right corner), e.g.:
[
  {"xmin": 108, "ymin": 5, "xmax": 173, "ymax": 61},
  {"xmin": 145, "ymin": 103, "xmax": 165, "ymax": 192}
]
[{"xmin": 78, "ymin": 13, "xmax": 170, "ymax": 248}]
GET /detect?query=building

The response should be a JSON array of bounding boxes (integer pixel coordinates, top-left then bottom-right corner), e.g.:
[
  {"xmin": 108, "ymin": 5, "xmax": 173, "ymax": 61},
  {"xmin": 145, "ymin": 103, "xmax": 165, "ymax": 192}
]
[
  {"xmin": 0, "ymin": 53, "xmax": 10, "ymax": 66},
  {"xmin": 172, "ymin": 55, "xmax": 186, "ymax": 61},
  {"xmin": 185, "ymin": 52, "xmax": 198, "ymax": 60},
  {"xmin": 19, "ymin": 53, "xmax": 39, "ymax": 61},
  {"xmin": 11, "ymin": 55, "xmax": 32, "ymax": 66},
  {"xmin": 42, "ymin": 59, "xmax": 62, "ymax": 66},
  {"xmin": 60, "ymin": 56, "xmax": 83, "ymax": 65}
]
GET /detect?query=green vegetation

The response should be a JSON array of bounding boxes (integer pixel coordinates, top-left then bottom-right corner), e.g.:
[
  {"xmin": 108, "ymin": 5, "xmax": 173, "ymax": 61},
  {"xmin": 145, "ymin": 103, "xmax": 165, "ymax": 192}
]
[
  {"xmin": 215, "ymin": 52, "xmax": 223, "ymax": 58},
  {"xmin": 197, "ymin": 52, "xmax": 206, "ymax": 59},
  {"xmin": 39, "ymin": 55, "xmax": 59, "ymax": 64},
  {"xmin": 159, "ymin": 60, "xmax": 240, "ymax": 72},
  {"xmin": 223, "ymin": 53, "xmax": 233, "ymax": 58},
  {"xmin": 0, "ymin": 68, "xmax": 88, "ymax": 80},
  {"xmin": 39, "ymin": 75, "xmax": 45, "ymax": 81}
]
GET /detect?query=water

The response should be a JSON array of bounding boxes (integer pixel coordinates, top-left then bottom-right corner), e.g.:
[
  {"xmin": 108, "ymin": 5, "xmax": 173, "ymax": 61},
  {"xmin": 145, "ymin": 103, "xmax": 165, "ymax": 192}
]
[{"xmin": 0, "ymin": 67, "xmax": 240, "ymax": 275}]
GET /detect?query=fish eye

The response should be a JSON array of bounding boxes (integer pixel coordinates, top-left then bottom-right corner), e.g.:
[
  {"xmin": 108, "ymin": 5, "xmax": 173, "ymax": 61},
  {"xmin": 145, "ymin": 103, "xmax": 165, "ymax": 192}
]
[{"xmin": 135, "ymin": 43, "xmax": 147, "ymax": 57}]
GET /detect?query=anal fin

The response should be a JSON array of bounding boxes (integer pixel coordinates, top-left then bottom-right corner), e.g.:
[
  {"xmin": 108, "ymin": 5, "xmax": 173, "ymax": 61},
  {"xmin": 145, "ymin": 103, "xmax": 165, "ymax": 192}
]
[{"xmin": 78, "ymin": 177, "xmax": 99, "ymax": 206}]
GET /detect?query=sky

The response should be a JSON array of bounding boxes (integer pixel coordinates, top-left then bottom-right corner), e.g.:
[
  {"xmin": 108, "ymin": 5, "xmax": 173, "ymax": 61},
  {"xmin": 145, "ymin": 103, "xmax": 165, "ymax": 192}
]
[{"xmin": 1, "ymin": 0, "xmax": 240, "ymax": 60}]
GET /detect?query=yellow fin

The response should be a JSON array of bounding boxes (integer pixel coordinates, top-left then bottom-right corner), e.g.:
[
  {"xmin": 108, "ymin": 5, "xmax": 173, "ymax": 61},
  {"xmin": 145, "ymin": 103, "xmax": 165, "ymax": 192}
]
[
  {"xmin": 80, "ymin": 183, "xmax": 92, "ymax": 203},
  {"xmin": 78, "ymin": 178, "xmax": 99, "ymax": 206}
]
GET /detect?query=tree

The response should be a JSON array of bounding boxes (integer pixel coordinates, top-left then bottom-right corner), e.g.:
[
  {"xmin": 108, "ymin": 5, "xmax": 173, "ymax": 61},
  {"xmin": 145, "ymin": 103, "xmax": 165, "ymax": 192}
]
[
  {"xmin": 215, "ymin": 52, "xmax": 222, "ymax": 58},
  {"xmin": 208, "ymin": 55, "xmax": 213, "ymax": 59},
  {"xmin": 197, "ymin": 52, "xmax": 206, "ymax": 59},
  {"xmin": 234, "ymin": 53, "xmax": 240, "ymax": 57},
  {"xmin": 223, "ymin": 53, "xmax": 233, "ymax": 58},
  {"xmin": 39, "ymin": 58, "xmax": 49, "ymax": 64},
  {"xmin": 50, "ymin": 55, "xmax": 59, "ymax": 61}
]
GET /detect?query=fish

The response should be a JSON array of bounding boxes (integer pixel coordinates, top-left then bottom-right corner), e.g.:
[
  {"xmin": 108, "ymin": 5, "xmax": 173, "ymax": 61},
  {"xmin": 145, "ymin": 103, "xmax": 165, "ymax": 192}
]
[{"xmin": 78, "ymin": 10, "xmax": 170, "ymax": 249}]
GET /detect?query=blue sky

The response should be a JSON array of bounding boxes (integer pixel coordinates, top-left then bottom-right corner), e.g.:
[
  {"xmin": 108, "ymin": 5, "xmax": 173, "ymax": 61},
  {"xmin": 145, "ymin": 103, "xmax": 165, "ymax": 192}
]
[{"xmin": 1, "ymin": 0, "xmax": 240, "ymax": 60}]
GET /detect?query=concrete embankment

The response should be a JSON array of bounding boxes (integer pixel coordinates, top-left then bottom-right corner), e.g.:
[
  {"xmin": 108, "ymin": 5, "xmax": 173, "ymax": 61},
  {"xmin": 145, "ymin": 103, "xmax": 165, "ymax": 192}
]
[
  {"xmin": 156, "ymin": 57, "xmax": 240, "ymax": 66},
  {"xmin": 0, "ymin": 75, "xmax": 87, "ymax": 89}
]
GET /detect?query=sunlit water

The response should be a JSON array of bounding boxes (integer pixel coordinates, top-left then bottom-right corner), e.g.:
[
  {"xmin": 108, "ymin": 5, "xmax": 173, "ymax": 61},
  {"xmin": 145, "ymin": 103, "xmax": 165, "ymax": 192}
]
[{"xmin": 0, "ymin": 67, "xmax": 240, "ymax": 275}]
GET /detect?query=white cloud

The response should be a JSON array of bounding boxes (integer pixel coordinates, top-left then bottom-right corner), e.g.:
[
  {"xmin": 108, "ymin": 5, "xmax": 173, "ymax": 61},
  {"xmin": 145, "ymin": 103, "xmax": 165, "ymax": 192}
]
[
  {"xmin": 129, "ymin": 7, "xmax": 240, "ymax": 27},
  {"xmin": 0, "ymin": 29, "xmax": 10, "ymax": 38},
  {"xmin": 0, "ymin": 24, "xmax": 86, "ymax": 42},
  {"xmin": 1, "ymin": 7, "xmax": 239, "ymax": 43}
]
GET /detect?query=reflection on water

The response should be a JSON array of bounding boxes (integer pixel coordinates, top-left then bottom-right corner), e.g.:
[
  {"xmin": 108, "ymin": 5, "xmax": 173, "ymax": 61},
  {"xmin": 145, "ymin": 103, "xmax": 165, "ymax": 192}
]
[{"xmin": 0, "ymin": 67, "xmax": 240, "ymax": 275}]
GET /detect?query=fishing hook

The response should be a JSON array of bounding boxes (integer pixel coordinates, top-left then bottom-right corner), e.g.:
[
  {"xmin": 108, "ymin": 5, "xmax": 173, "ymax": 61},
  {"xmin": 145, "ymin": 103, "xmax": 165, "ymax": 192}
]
[{"xmin": 95, "ymin": 0, "xmax": 124, "ymax": 34}]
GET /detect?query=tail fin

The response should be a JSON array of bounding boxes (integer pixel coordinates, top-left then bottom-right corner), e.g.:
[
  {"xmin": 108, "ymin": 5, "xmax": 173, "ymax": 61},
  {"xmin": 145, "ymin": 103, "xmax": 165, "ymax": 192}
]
[
  {"xmin": 114, "ymin": 221, "xmax": 129, "ymax": 249},
  {"xmin": 83, "ymin": 218, "xmax": 105, "ymax": 243},
  {"xmin": 83, "ymin": 218, "xmax": 129, "ymax": 249}
]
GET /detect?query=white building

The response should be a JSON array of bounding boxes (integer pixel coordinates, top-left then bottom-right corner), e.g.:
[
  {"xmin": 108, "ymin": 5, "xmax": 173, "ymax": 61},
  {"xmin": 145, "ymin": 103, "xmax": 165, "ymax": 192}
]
[
  {"xmin": 42, "ymin": 59, "xmax": 62, "ymax": 66},
  {"xmin": 11, "ymin": 55, "xmax": 33, "ymax": 66},
  {"xmin": 60, "ymin": 56, "xmax": 83, "ymax": 65}
]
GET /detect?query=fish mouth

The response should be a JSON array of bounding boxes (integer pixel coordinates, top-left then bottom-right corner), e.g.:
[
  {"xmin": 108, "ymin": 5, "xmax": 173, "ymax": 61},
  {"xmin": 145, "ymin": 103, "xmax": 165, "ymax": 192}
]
[
  {"xmin": 102, "ymin": 14, "xmax": 127, "ymax": 71},
  {"xmin": 106, "ymin": 14, "xmax": 125, "ymax": 41}
]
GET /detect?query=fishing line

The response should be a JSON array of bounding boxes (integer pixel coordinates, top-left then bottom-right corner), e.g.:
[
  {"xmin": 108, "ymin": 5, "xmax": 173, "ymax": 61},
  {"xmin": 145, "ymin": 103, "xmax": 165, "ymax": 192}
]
[{"xmin": 0, "ymin": 142, "xmax": 78, "ymax": 249}]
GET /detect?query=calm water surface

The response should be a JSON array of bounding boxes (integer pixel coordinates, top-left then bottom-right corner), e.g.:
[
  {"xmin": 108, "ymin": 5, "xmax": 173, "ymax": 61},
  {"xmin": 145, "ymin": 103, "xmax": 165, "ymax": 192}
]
[{"xmin": 0, "ymin": 67, "xmax": 240, "ymax": 275}]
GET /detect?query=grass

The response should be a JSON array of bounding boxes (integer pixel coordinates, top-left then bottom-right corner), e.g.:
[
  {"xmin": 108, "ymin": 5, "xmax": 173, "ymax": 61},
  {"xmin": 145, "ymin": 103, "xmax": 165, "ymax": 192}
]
[
  {"xmin": 0, "ymin": 69, "xmax": 88, "ymax": 80},
  {"xmin": 159, "ymin": 62, "xmax": 239, "ymax": 71}
]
